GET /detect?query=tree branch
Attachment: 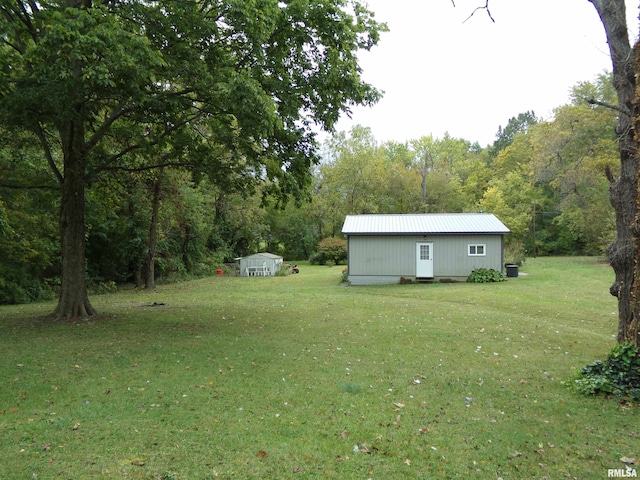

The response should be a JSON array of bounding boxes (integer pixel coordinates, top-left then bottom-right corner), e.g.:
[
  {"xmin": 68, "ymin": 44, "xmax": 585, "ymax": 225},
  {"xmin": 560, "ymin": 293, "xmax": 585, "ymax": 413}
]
[
  {"xmin": 99, "ymin": 161, "xmax": 196, "ymax": 173},
  {"xmin": 587, "ymin": 97, "xmax": 630, "ymax": 116},
  {"xmin": 463, "ymin": 1, "xmax": 495, "ymax": 23},
  {"xmin": 84, "ymin": 101, "xmax": 130, "ymax": 153},
  {"xmin": 0, "ymin": 182, "xmax": 59, "ymax": 190},
  {"xmin": 93, "ymin": 113, "xmax": 201, "ymax": 174},
  {"xmin": 34, "ymin": 122, "xmax": 64, "ymax": 185}
]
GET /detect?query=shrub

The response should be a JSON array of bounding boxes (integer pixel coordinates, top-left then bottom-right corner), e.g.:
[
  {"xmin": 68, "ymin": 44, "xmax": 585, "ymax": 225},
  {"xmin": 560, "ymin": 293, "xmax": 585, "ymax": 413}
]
[
  {"xmin": 570, "ymin": 343, "xmax": 640, "ymax": 402},
  {"xmin": 308, "ymin": 251, "xmax": 323, "ymax": 265},
  {"xmin": 504, "ymin": 240, "xmax": 527, "ymax": 266},
  {"xmin": 88, "ymin": 280, "xmax": 118, "ymax": 295},
  {"xmin": 0, "ymin": 266, "xmax": 55, "ymax": 304},
  {"xmin": 341, "ymin": 268, "xmax": 348, "ymax": 283},
  {"xmin": 467, "ymin": 268, "xmax": 506, "ymax": 283},
  {"xmin": 275, "ymin": 267, "xmax": 289, "ymax": 277},
  {"xmin": 312, "ymin": 237, "xmax": 347, "ymax": 265}
]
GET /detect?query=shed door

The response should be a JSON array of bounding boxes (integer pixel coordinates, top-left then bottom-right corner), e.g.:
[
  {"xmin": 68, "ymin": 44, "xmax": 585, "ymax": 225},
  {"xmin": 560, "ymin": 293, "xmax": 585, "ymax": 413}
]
[{"xmin": 416, "ymin": 242, "xmax": 434, "ymax": 278}]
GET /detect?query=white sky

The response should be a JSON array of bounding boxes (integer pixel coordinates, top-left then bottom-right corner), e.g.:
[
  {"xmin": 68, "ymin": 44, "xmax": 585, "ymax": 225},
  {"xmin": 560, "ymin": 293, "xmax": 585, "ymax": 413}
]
[{"xmin": 330, "ymin": 0, "xmax": 639, "ymax": 147}]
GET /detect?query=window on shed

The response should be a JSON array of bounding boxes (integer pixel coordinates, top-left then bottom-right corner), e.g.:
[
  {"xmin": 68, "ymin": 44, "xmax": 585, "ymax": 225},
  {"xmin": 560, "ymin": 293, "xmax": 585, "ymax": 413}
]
[{"xmin": 468, "ymin": 244, "xmax": 486, "ymax": 256}]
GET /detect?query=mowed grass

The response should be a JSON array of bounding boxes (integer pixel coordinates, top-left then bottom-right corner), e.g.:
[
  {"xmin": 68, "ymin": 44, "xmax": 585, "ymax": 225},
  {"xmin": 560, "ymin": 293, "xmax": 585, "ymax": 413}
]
[{"xmin": 0, "ymin": 257, "xmax": 637, "ymax": 479}]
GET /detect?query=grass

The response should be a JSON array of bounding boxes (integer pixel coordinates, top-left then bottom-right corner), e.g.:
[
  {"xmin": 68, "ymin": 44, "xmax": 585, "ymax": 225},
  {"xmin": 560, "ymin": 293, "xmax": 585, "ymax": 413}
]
[{"xmin": 0, "ymin": 257, "xmax": 637, "ymax": 479}]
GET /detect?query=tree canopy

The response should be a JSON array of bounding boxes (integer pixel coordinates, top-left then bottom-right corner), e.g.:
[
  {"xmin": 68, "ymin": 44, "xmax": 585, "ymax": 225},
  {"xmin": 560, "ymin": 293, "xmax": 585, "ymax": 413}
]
[{"xmin": 0, "ymin": 0, "xmax": 387, "ymax": 319}]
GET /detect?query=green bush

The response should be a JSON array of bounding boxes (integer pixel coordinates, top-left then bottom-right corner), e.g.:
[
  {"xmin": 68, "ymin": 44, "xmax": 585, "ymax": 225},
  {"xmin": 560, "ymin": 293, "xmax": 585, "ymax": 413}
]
[
  {"xmin": 275, "ymin": 267, "xmax": 289, "ymax": 277},
  {"xmin": 308, "ymin": 251, "xmax": 322, "ymax": 265},
  {"xmin": 0, "ymin": 266, "xmax": 55, "ymax": 304},
  {"xmin": 504, "ymin": 240, "xmax": 527, "ymax": 266},
  {"xmin": 310, "ymin": 237, "xmax": 347, "ymax": 265},
  {"xmin": 570, "ymin": 343, "xmax": 640, "ymax": 402},
  {"xmin": 467, "ymin": 268, "xmax": 506, "ymax": 283},
  {"xmin": 341, "ymin": 267, "xmax": 348, "ymax": 283}
]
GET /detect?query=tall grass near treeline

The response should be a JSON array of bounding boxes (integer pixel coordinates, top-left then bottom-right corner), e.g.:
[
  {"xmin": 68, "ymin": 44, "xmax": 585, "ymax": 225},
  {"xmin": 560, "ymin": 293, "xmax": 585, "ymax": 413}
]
[{"xmin": 0, "ymin": 257, "xmax": 637, "ymax": 479}]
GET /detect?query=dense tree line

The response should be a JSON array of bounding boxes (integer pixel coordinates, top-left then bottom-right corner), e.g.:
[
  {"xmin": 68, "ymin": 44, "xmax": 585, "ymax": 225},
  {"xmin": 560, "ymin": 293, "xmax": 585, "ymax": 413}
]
[
  {"xmin": 0, "ymin": 71, "xmax": 619, "ymax": 305},
  {"xmin": 316, "ymin": 73, "xmax": 617, "ymax": 261}
]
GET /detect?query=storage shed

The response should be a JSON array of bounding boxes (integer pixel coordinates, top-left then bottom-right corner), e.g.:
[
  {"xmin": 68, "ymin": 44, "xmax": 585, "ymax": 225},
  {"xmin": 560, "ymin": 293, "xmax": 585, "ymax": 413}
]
[
  {"xmin": 342, "ymin": 213, "xmax": 510, "ymax": 285},
  {"xmin": 239, "ymin": 252, "xmax": 283, "ymax": 277}
]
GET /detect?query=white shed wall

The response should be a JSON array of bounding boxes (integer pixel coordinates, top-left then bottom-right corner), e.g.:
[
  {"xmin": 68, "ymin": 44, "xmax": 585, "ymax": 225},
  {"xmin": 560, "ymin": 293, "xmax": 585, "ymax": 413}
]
[{"xmin": 239, "ymin": 255, "xmax": 283, "ymax": 276}]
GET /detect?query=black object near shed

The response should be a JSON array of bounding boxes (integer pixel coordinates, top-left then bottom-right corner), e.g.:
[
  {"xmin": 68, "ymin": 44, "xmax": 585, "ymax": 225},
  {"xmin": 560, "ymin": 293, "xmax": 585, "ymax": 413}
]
[{"xmin": 505, "ymin": 264, "xmax": 519, "ymax": 278}]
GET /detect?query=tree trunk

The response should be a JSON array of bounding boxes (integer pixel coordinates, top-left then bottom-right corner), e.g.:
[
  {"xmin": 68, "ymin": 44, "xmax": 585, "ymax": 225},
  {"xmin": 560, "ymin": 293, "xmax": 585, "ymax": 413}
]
[
  {"xmin": 145, "ymin": 170, "xmax": 163, "ymax": 289},
  {"xmin": 52, "ymin": 145, "xmax": 96, "ymax": 320},
  {"xmin": 420, "ymin": 150, "xmax": 430, "ymax": 211},
  {"xmin": 628, "ymin": 39, "xmax": 640, "ymax": 347},
  {"xmin": 127, "ymin": 200, "xmax": 144, "ymax": 288},
  {"xmin": 589, "ymin": 0, "xmax": 637, "ymax": 345}
]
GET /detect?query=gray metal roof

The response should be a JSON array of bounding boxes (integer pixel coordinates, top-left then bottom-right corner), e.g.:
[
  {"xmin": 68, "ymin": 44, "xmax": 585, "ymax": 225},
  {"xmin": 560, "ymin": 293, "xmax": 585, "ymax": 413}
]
[
  {"xmin": 242, "ymin": 252, "xmax": 283, "ymax": 259},
  {"xmin": 341, "ymin": 213, "xmax": 510, "ymax": 235}
]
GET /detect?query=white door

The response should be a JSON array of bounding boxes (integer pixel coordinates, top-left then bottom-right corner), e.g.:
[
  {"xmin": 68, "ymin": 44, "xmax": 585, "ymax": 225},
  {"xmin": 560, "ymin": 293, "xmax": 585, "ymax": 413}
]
[{"xmin": 416, "ymin": 242, "xmax": 434, "ymax": 277}]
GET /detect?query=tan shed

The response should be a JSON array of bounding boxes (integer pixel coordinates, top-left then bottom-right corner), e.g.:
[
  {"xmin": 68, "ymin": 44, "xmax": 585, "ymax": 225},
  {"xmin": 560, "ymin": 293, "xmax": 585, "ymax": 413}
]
[{"xmin": 342, "ymin": 213, "xmax": 510, "ymax": 285}]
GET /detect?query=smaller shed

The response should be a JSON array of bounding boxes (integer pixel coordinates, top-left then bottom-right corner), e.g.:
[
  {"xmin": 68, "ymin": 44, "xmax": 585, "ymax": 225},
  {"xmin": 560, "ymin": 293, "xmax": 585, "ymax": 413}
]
[{"xmin": 239, "ymin": 252, "xmax": 283, "ymax": 277}]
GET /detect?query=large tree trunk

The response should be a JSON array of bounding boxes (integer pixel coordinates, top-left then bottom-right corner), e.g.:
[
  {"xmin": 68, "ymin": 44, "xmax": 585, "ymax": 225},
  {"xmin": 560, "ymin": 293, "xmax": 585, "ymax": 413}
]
[
  {"xmin": 145, "ymin": 170, "xmax": 163, "ymax": 290},
  {"xmin": 589, "ymin": 0, "xmax": 637, "ymax": 345},
  {"xmin": 53, "ymin": 145, "xmax": 96, "ymax": 320},
  {"xmin": 629, "ymin": 40, "xmax": 640, "ymax": 347}
]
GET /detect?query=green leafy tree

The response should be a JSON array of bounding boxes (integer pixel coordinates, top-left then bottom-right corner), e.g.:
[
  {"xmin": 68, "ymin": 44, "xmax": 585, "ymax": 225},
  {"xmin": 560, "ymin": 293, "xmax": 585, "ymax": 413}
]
[
  {"xmin": 0, "ymin": 128, "xmax": 59, "ymax": 303},
  {"xmin": 489, "ymin": 111, "xmax": 538, "ymax": 158},
  {"xmin": 0, "ymin": 0, "xmax": 386, "ymax": 319},
  {"xmin": 479, "ymin": 173, "xmax": 532, "ymax": 242},
  {"xmin": 209, "ymin": 189, "xmax": 269, "ymax": 259},
  {"xmin": 315, "ymin": 127, "xmax": 383, "ymax": 236},
  {"xmin": 265, "ymin": 201, "xmax": 321, "ymax": 260},
  {"xmin": 378, "ymin": 143, "xmax": 422, "ymax": 213},
  {"xmin": 409, "ymin": 133, "xmax": 476, "ymax": 212},
  {"xmin": 527, "ymin": 89, "xmax": 618, "ymax": 255}
]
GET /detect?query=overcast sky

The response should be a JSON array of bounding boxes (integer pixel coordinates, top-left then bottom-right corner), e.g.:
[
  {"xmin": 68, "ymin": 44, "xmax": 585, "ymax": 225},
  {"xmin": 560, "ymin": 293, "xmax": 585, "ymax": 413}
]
[{"xmin": 328, "ymin": 0, "xmax": 638, "ymax": 147}]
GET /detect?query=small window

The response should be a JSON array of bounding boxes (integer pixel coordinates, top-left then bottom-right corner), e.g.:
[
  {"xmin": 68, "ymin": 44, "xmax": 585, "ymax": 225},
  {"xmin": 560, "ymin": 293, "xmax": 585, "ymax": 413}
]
[{"xmin": 468, "ymin": 244, "xmax": 486, "ymax": 256}]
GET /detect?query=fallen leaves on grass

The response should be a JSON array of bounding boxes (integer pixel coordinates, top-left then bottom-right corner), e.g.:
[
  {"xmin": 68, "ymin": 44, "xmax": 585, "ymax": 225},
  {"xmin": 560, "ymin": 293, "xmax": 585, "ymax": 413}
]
[
  {"xmin": 353, "ymin": 442, "xmax": 378, "ymax": 454},
  {"xmin": 353, "ymin": 443, "xmax": 369, "ymax": 454}
]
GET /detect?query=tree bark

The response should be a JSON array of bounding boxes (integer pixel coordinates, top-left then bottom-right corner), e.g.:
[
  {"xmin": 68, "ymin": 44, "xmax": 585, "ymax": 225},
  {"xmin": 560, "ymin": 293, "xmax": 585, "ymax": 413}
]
[
  {"xmin": 52, "ymin": 141, "xmax": 96, "ymax": 320},
  {"xmin": 589, "ymin": 0, "xmax": 637, "ymax": 345},
  {"xmin": 628, "ymin": 39, "xmax": 640, "ymax": 347},
  {"xmin": 145, "ymin": 170, "xmax": 163, "ymax": 290},
  {"xmin": 420, "ymin": 150, "xmax": 431, "ymax": 210}
]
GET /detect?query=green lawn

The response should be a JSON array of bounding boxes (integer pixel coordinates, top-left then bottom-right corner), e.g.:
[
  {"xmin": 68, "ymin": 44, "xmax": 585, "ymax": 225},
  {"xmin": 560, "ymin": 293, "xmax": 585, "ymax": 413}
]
[{"xmin": 0, "ymin": 257, "xmax": 637, "ymax": 479}]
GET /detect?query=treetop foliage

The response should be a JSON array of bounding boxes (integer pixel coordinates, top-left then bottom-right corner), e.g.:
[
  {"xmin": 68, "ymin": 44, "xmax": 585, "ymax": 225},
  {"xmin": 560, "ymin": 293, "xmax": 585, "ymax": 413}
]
[{"xmin": 0, "ymin": 0, "xmax": 387, "ymax": 201}]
